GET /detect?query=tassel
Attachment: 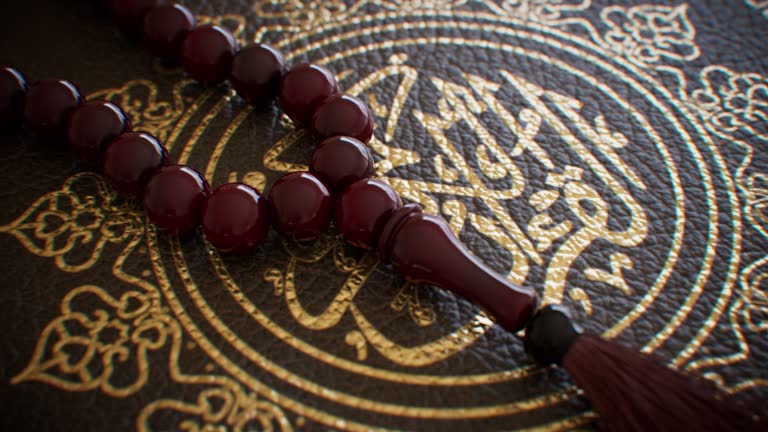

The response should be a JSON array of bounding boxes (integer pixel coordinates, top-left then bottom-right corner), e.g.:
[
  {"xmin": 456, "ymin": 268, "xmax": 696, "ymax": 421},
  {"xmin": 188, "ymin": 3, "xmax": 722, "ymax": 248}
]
[
  {"xmin": 525, "ymin": 306, "xmax": 767, "ymax": 432},
  {"xmin": 564, "ymin": 333, "xmax": 766, "ymax": 431}
]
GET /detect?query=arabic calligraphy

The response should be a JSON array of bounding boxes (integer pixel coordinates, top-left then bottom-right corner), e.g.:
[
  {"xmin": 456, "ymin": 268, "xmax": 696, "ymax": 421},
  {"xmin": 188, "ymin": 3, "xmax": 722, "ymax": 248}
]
[{"xmin": 343, "ymin": 54, "xmax": 650, "ymax": 309}]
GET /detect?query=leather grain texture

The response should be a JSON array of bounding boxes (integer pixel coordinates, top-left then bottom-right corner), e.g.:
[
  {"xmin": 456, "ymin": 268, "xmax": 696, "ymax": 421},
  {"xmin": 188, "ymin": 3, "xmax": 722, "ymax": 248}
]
[{"xmin": 1, "ymin": 1, "xmax": 766, "ymax": 431}]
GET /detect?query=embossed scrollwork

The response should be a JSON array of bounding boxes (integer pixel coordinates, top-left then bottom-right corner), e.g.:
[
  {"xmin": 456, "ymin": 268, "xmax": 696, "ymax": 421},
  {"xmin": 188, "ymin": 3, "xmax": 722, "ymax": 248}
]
[
  {"xmin": 601, "ymin": 4, "xmax": 700, "ymax": 64},
  {"xmin": 253, "ymin": 0, "xmax": 591, "ymax": 29},
  {"xmin": 692, "ymin": 65, "xmax": 768, "ymax": 144},
  {"xmin": 689, "ymin": 66, "xmax": 768, "ymax": 241},
  {"xmin": 138, "ymin": 386, "xmax": 293, "ymax": 432},
  {"xmin": 0, "ymin": 173, "xmax": 143, "ymax": 273},
  {"xmin": 11, "ymin": 285, "xmax": 171, "ymax": 397}
]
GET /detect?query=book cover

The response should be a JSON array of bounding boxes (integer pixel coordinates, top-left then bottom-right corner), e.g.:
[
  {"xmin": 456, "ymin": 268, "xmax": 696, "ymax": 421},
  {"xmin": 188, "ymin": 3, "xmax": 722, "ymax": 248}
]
[{"xmin": 1, "ymin": 1, "xmax": 766, "ymax": 430}]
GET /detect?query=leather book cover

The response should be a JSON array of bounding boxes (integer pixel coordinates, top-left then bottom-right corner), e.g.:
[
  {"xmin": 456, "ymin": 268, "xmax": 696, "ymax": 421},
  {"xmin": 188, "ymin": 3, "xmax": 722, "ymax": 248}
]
[{"xmin": 1, "ymin": 0, "xmax": 766, "ymax": 430}]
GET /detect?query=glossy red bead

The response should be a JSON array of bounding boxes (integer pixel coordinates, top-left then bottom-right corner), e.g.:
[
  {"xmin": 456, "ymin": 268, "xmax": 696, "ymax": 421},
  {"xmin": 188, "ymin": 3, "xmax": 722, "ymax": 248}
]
[
  {"xmin": 24, "ymin": 79, "xmax": 83, "ymax": 139},
  {"xmin": 336, "ymin": 179, "xmax": 402, "ymax": 250},
  {"xmin": 142, "ymin": 3, "xmax": 196, "ymax": 60},
  {"xmin": 143, "ymin": 165, "xmax": 210, "ymax": 234},
  {"xmin": 67, "ymin": 100, "xmax": 131, "ymax": 164},
  {"xmin": 279, "ymin": 64, "xmax": 339, "ymax": 126},
  {"xmin": 181, "ymin": 25, "xmax": 238, "ymax": 85},
  {"xmin": 311, "ymin": 94, "xmax": 374, "ymax": 143},
  {"xmin": 268, "ymin": 172, "xmax": 333, "ymax": 241},
  {"xmin": 103, "ymin": 132, "xmax": 168, "ymax": 195},
  {"xmin": 0, "ymin": 67, "xmax": 27, "ymax": 129},
  {"xmin": 310, "ymin": 136, "xmax": 374, "ymax": 192},
  {"xmin": 202, "ymin": 183, "xmax": 270, "ymax": 253},
  {"xmin": 230, "ymin": 44, "xmax": 285, "ymax": 106},
  {"xmin": 110, "ymin": 0, "xmax": 167, "ymax": 32}
]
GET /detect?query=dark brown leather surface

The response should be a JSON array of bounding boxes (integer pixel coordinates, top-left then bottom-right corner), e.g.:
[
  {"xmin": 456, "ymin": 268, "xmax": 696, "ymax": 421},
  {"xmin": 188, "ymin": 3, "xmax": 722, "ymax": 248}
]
[{"xmin": 1, "ymin": 1, "xmax": 767, "ymax": 431}]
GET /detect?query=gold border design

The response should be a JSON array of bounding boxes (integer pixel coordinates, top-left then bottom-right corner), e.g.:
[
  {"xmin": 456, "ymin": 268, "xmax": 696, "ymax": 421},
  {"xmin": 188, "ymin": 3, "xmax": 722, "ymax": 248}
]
[{"xmin": 672, "ymin": 65, "xmax": 768, "ymax": 392}]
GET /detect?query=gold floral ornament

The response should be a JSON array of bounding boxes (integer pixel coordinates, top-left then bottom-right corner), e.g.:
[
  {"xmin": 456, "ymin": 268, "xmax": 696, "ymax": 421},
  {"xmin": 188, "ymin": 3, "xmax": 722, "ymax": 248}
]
[
  {"xmin": 692, "ymin": 65, "xmax": 768, "ymax": 143},
  {"xmin": 740, "ymin": 258, "xmax": 768, "ymax": 336},
  {"xmin": 486, "ymin": 0, "xmax": 590, "ymax": 21},
  {"xmin": 690, "ymin": 65, "xmax": 768, "ymax": 239},
  {"xmin": 11, "ymin": 285, "xmax": 171, "ymax": 397},
  {"xmin": 10, "ymin": 282, "xmax": 296, "ymax": 429},
  {"xmin": 253, "ymin": 0, "xmax": 350, "ymax": 27},
  {"xmin": 686, "ymin": 249, "xmax": 768, "ymax": 393},
  {"xmin": 601, "ymin": 4, "xmax": 700, "ymax": 64},
  {"xmin": 0, "ymin": 173, "xmax": 143, "ymax": 273},
  {"xmin": 138, "ymin": 386, "xmax": 293, "ymax": 432},
  {"xmin": 674, "ymin": 64, "xmax": 768, "ymax": 393},
  {"xmin": 253, "ymin": 0, "xmax": 489, "ymax": 29}
]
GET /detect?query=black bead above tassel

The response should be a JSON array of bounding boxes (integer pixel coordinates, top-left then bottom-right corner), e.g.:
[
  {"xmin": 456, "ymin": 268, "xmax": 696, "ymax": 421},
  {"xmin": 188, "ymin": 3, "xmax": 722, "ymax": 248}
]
[{"xmin": 523, "ymin": 304, "xmax": 581, "ymax": 365}]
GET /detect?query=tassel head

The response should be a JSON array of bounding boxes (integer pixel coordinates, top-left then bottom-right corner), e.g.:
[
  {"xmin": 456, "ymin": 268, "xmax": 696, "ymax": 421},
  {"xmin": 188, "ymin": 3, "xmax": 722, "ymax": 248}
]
[{"xmin": 523, "ymin": 304, "xmax": 581, "ymax": 365}]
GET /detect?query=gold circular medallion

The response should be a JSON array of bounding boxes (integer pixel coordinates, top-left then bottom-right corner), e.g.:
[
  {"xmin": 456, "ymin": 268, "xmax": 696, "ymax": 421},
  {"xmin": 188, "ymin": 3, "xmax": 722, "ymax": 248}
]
[{"xmin": 147, "ymin": 12, "xmax": 738, "ymax": 430}]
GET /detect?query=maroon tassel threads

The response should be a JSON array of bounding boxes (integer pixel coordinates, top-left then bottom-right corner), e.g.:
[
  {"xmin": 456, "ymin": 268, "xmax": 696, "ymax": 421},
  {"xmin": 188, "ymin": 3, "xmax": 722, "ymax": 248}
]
[{"xmin": 524, "ymin": 306, "xmax": 767, "ymax": 432}]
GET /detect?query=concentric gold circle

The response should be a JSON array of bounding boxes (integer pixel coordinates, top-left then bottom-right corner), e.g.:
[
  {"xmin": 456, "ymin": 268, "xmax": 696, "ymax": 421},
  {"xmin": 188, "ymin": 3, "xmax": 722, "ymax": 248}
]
[{"xmin": 149, "ymin": 12, "xmax": 739, "ymax": 430}]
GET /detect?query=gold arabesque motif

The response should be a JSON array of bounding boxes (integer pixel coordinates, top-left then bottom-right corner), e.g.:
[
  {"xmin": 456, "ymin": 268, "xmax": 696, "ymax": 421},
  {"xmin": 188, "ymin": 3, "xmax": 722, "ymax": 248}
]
[
  {"xmin": 11, "ymin": 285, "xmax": 167, "ymax": 395},
  {"xmin": 138, "ymin": 385, "xmax": 294, "ymax": 432},
  {"xmin": 253, "ymin": 0, "xmax": 591, "ymax": 30},
  {"xmin": 3, "ymin": 171, "xmax": 296, "ymax": 431},
  {"xmin": 601, "ymin": 4, "xmax": 699, "ymax": 63},
  {"xmin": 0, "ymin": 173, "xmax": 143, "ymax": 273},
  {"xmin": 677, "ymin": 64, "xmax": 768, "ymax": 388}
]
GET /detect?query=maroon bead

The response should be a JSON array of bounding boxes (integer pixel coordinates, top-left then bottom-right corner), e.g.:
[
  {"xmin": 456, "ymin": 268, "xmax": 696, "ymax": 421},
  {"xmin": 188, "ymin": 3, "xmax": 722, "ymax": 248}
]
[
  {"xmin": 202, "ymin": 183, "xmax": 270, "ymax": 253},
  {"xmin": 0, "ymin": 67, "xmax": 27, "ymax": 129},
  {"xmin": 310, "ymin": 136, "xmax": 375, "ymax": 192},
  {"xmin": 24, "ymin": 79, "xmax": 83, "ymax": 139},
  {"xmin": 311, "ymin": 94, "xmax": 374, "ymax": 143},
  {"xmin": 103, "ymin": 132, "xmax": 168, "ymax": 195},
  {"xmin": 230, "ymin": 44, "xmax": 285, "ymax": 106},
  {"xmin": 110, "ymin": 0, "xmax": 167, "ymax": 32},
  {"xmin": 336, "ymin": 179, "xmax": 402, "ymax": 250},
  {"xmin": 142, "ymin": 4, "xmax": 196, "ymax": 60},
  {"xmin": 378, "ymin": 205, "xmax": 539, "ymax": 332},
  {"xmin": 181, "ymin": 25, "xmax": 238, "ymax": 85},
  {"xmin": 67, "ymin": 100, "xmax": 131, "ymax": 164},
  {"xmin": 268, "ymin": 172, "xmax": 333, "ymax": 241},
  {"xmin": 279, "ymin": 64, "xmax": 339, "ymax": 126},
  {"xmin": 143, "ymin": 165, "xmax": 210, "ymax": 234}
]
